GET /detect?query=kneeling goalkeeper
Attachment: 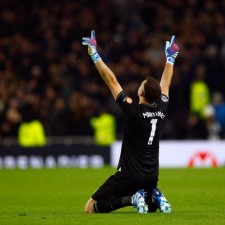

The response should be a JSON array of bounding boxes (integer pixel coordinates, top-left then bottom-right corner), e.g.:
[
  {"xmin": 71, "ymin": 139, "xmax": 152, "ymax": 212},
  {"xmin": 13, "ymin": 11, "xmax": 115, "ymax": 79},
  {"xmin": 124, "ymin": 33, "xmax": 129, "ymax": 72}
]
[{"xmin": 82, "ymin": 30, "xmax": 179, "ymax": 214}]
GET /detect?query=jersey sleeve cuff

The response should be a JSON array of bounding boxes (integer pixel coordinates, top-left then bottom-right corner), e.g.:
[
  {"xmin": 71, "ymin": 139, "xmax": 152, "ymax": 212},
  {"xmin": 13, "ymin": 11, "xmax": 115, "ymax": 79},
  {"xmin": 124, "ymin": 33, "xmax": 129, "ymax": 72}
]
[{"xmin": 116, "ymin": 90, "xmax": 127, "ymax": 102}]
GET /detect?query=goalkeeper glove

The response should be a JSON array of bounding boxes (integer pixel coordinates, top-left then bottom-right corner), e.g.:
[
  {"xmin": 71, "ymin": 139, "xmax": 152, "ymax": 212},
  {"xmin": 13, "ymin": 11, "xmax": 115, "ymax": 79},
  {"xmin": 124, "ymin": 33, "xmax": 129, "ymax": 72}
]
[
  {"xmin": 82, "ymin": 30, "xmax": 101, "ymax": 63},
  {"xmin": 165, "ymin": 35, "xmax": 179, "ymax": 65}
]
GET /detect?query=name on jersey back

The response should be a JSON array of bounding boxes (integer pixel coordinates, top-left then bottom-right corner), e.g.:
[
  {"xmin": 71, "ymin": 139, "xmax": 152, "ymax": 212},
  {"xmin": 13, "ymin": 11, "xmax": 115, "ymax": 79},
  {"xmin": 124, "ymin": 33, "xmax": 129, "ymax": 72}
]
[{"xmin": 143, "ymin": 111, "xmax": 165, "ymax": 119}]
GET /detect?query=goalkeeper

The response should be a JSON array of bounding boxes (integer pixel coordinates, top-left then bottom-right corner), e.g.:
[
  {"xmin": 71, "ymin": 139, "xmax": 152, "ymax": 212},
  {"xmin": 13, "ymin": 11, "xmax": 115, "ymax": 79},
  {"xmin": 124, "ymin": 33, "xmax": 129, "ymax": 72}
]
[{"xmin": 82, "ymin": 30, "xmax": 179, "ymax": 214}]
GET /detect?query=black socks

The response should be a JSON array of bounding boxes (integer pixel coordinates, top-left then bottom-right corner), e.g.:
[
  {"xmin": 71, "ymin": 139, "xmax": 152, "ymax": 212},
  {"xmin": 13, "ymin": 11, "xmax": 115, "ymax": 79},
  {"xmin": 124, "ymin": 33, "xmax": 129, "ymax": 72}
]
[{"xmin": 94, "ymin": 196, "xmax": 132, "ymax": 213}]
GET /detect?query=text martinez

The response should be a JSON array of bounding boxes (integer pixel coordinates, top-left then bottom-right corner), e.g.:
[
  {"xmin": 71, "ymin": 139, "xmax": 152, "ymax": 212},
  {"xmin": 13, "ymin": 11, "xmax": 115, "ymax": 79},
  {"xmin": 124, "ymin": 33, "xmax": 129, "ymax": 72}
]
[{"xmin": 143, "ymin": 111, "xmax": 165, "ymax": 119}]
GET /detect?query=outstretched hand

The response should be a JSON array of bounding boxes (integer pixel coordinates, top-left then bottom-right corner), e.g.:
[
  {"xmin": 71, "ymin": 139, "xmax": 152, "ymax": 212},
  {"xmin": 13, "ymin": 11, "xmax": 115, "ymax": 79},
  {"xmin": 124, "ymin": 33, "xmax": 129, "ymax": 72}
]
[
  {"xmin": 165, "ymin": 36, "xmax": 179, "ymax": 65},
  {"xmin": 82, "ymin": 30, "xmax": 101, "ymax": 63},
  {"xmin": 82, "ymin": 30, "xmax": 97, "ymax": 56}
]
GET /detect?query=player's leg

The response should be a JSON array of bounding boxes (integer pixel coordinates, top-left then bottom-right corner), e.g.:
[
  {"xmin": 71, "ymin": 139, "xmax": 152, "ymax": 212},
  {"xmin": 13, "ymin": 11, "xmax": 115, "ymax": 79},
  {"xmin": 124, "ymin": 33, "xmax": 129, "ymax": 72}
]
[
  {"xmin": 84, "ymin": 197, "xmax": 132, "ymax": 213},
  {"xmin": 152, "ymin": 187, "xmax": 171, "ymax": 213},
  {"xmin": 84, "ymin": 172, "xmax": 148, "ymax": 213},
  {"xmin": 93, "ymin": 189, "xmax": 149, "ymax": 213},
  {"xmin": 84, "ymin": 173, "xmax": 129, "ymax": 214},
  {"xmin": 92, "ymin": 196, "xmax": 132, "ymax": 213},
  {"xmin": 85, "ymin": 192, "xmax": 148, "ymax": 214},
  {"xmin": 85, "ymin": 193, "xmax": 132, "ymax": 213}
]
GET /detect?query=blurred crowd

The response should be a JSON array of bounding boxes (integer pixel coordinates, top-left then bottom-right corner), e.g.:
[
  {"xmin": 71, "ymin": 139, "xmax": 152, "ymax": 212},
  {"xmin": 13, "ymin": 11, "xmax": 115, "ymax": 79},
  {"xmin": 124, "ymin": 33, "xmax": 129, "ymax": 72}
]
[{"xmin": 0, "ymin": 0, "xmax": 225, "ymax": 140}]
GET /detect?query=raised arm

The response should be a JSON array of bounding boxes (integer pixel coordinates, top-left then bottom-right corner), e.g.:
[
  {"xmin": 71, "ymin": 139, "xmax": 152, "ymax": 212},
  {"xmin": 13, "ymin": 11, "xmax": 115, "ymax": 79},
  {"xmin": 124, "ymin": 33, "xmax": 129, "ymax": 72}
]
[
  {"xmin": 160, "ymin": 36, "xmax": 179, "ymax": 97},
  {"xmin": 82, "ymin": 30, "xmax": 122, "ymax": 99}
]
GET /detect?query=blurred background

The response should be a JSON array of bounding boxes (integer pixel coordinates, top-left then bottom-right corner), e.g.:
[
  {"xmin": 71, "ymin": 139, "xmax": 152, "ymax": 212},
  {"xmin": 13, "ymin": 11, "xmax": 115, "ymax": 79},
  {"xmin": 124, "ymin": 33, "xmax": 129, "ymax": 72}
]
[{"xmin": 0, "ymin": 0, "xmax": 225, "ymax": 148}]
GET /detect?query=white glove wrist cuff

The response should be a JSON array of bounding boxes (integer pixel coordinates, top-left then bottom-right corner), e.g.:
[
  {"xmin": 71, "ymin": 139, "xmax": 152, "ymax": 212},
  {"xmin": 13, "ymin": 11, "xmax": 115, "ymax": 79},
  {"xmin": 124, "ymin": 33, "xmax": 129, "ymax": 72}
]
[
  {"xmin": 91, "ymin": 52, "xmax": 101, "ymax": 63},
  {"xmin": 166, "ymin": 57, "xmax": 175, "ymax": 65}
]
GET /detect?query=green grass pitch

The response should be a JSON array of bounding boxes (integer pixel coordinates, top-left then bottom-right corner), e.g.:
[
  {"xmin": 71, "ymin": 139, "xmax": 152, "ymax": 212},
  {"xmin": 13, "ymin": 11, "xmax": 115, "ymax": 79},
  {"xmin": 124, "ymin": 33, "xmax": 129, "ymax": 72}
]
[{"xmin": 0, "ymin": 167, "xmax": 224, "ymax": 225}]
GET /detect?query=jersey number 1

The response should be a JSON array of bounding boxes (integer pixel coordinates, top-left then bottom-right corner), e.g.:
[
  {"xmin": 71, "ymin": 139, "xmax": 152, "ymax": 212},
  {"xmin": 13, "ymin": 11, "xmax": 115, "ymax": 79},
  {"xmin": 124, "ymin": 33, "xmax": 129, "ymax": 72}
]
[{"xmin": 147, "ymin": 119, "xmax": 158, "ymax": 145}]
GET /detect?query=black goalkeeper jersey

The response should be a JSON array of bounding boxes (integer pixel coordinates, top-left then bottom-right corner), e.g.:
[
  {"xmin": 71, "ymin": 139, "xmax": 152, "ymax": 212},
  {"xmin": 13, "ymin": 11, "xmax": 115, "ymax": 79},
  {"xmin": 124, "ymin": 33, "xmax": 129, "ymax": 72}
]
[{"xmin": 116, "ymin": 91, "xmax": 169, "ymax": 177}]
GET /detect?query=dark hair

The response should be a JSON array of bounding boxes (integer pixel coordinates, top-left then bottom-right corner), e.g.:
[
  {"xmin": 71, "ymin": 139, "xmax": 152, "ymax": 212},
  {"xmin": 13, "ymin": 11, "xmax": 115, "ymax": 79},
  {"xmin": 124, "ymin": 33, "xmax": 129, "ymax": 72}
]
[{"xmin": 143, "ymin": 77, "xmax": 161, "ymax": 103}]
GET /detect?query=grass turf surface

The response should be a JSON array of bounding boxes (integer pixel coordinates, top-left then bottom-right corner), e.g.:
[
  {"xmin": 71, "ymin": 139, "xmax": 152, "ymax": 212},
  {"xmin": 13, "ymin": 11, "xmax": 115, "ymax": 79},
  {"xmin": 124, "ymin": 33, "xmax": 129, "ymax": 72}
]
[{"xmin": 0, "ymin": 167, "xmax": 224, "ymax": 225}]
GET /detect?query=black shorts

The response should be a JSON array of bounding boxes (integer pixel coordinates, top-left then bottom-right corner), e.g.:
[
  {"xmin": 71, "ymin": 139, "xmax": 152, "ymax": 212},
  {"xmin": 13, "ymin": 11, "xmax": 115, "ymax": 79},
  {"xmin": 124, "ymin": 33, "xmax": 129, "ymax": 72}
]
[{"xmin": 92, "ymin": 171, "xmax": 158, "ymax": 205}]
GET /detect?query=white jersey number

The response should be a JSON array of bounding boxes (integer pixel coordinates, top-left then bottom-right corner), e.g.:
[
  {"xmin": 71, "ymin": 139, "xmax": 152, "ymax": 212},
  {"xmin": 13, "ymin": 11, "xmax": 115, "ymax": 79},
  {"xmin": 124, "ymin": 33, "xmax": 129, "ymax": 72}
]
[{"xmin": 147, "ymin": 119, "xmax": 158, "ymax": 145}]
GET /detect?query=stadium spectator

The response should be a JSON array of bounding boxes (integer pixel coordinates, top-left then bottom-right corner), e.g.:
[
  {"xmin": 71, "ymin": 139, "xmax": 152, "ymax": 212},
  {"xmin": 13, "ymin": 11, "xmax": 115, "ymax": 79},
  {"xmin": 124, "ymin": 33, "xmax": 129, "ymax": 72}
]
[
  {"xmin": 18, "ymin": 103, "xmax": 46, "ymax": 147},
  {"xmin": 190, "ymin": 64, "xmax": 210, "ymax": 119},
  {"xmin": 90, "ymin": 110, "xmax": 116, "ymax": 146},
  {"xmin": 211, "ymin": 92, "xmax": 225, "ymax": 138},
  {"xmin": 203, "ymin": 104, "xmax": 221, "ymax": 140}
]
